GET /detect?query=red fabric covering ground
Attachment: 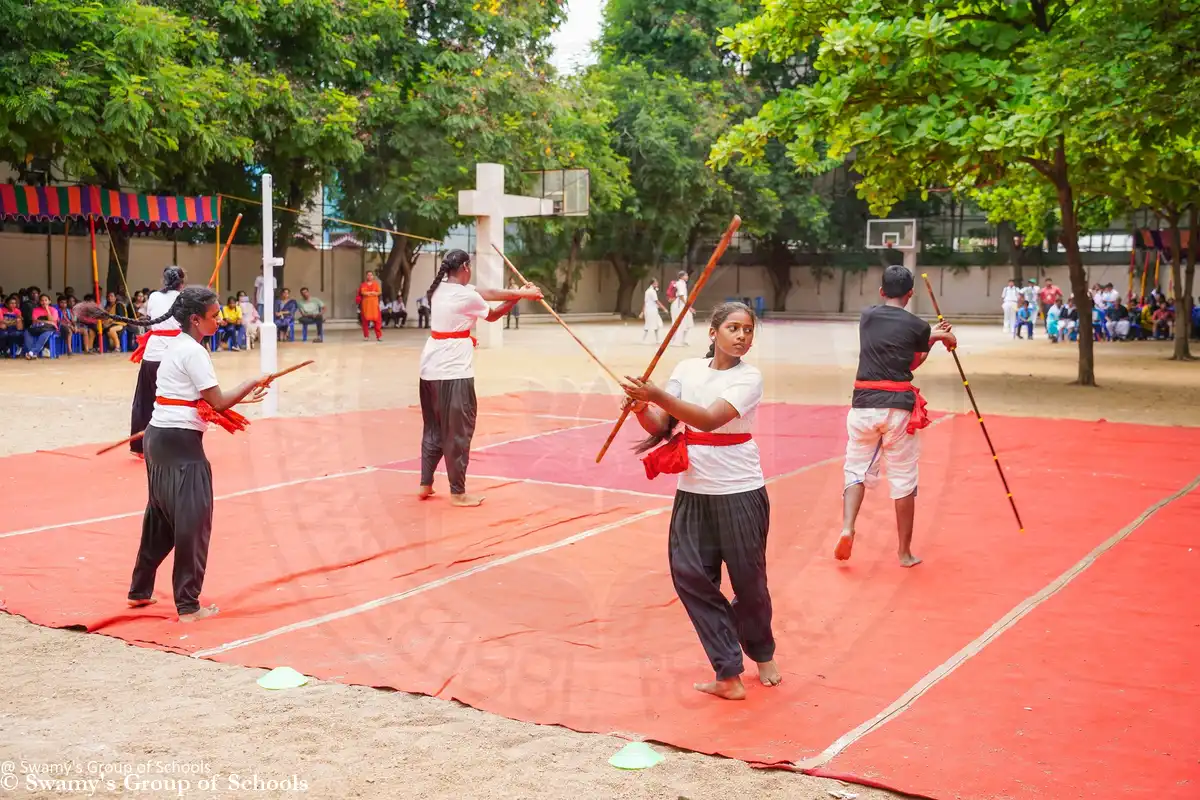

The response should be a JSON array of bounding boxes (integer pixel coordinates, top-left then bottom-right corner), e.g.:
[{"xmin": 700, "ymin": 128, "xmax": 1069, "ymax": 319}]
[
  {"xmin": 379, "ymin": 402, "xmax": 860, "ymax": 496},
  {"xmin": 2, "ymin": 397, "xmax": 1199, "ymax": 800},
  {"xmin": 814, "ymin": 481, "xmax": 1200, "ymax": 799}
]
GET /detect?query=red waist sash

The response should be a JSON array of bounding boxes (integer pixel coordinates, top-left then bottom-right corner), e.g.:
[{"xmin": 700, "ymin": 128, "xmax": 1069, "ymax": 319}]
[
  {"xmin": 431, "ymin": 329, "xmax": 478, "ymax": 347},
  {"xmin": 853, "ymin": 380, "xmax": 930, "ymax": 434},
  {"xmin": 156, "ymin": 397, "xmax": 250, "ymax": 434},
  {"xmin": 642, "ymin": 429, "xmax": 753, "ymax": 480},
  {"xmin": 130, "ymin": 329, "xmax": 181, "ymax": 363}
]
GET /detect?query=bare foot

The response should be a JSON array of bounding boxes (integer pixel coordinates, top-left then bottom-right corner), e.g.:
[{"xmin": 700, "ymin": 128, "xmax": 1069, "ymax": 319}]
[
  {"xmin": 127, "ymin": 598, "xmax": 157, "ymax": 608},
  {"xmin": 899, "ymin": 552, "xmax": 923, "ymax": 568},
  {"xmin": 418, "ymin": 485, "xmax": 436, "ymax": 500},
  {"xmin": 834, "ymin": 531, "xmax": 855, "ymax": 561},
  {"xmin": 450, "ymin": 493, "xmax": 485, "ymax": 508},
  {"xmin": 179, "ymin": 604, "xmax": 219, "ymax": 623},
  {"xmin": 756, "ymin": 660, "xmax": 782, "ymax": 687},
  {"xmin": 693, "ymin": 677, "xmax": 746, "ymax": 700}
]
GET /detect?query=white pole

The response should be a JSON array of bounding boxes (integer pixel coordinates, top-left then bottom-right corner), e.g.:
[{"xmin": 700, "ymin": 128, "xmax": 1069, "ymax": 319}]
[{"xmin": 260, "ymin": 174, "xmax": 279, "ymax": 417}]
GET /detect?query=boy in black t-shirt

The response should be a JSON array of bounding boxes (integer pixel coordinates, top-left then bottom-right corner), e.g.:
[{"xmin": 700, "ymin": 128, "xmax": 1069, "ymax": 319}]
[{"xmin": 838, "ymin": 266, "xmax": 956, "ymax": 567}]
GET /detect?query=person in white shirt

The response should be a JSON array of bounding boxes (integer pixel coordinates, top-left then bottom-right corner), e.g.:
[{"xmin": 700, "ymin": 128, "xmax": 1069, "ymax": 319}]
[
  {"xmin": 128, "ymin": 266, "xmax": 186, "ymax": 459},
  {"xmin": 417, "ymin": 249, "xmax": 543, "ymax": 507},
  {"xmin": 1020, "ymin": 278, "xmax": 1039, "ymax": 326},
  {"xmin": 1000, "ymin": 278, "xmax": 1021, "ymax": 333},
  {"xmin": 670, "ymin": 270, "xmax": 694, "ymax": 346},
  {"xmin": 78, "ymin": 287, "xmax": 272, "ymax": 622},
  {"xmin": 237, "ymin": 291, "xmax": 261, "ymax": 349},
  {"xmin": 620, "ymin": 302, "xmax": 780, "ymax": 701},
  {"xmin": 642, "ymin": 279, "xmax": 666, "ymax": 342}
]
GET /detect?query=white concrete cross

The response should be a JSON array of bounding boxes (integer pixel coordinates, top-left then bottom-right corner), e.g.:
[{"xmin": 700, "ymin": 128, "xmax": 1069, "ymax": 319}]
[{"xmin": 458, "ymin": 163, "xmax": 555, "ymax": 349}]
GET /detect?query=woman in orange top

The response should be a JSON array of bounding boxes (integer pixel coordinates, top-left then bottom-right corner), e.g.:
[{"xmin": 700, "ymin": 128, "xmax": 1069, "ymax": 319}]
[{"xmin": 358, "ymin": 271, "xmax": 383, "ymax": 341}]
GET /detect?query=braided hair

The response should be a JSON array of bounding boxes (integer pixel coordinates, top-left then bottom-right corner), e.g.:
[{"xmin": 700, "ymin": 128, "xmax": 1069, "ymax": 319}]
[
  {"xmin": 74, "ymin": 286, "xmax": 219, "ymax": 335},
  {"xmin": 161, "ymin": 265, "xmax": 186, "ymax": 292},
  {"xmin": 426, "ymin": 249, "xmax": 471, "ymax": 302},
  {"xmin": 632, "ymin": 301, "xmax": 757, "ymax": 454}
]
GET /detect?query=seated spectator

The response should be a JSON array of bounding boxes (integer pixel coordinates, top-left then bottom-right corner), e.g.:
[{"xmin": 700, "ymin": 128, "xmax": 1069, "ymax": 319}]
[
  {"xmin": 25, "ymin": 294, "xmax": 60, "ymax": 359},
  {"xmin": 218, "ymin": 296, "xmax": 243, "ymax": 350},
  {"xmin": 416, "ymin": 294, "xmax": 430, "ymax": 329},
  {"xmin": 1014, "ymin": 298, "xmax": 1034, "ymax": 339},
  {"xmin": 103, "ymin": 291, "xmax": 129, "ymax": 352},
  {"xmin": 1153, "ymin": 304, "xmax": 1173, "ymax": 339},
  {"xmin": 55, "ymin": 296, "xmax": 77, "ymax": 355},
  {"xmin": 1046, "ymin": 299, "xmax": 1063, "ymax": 341},
  {"xmin": 296, "ymin": 287, "xmax": 326, "ymax": 342},
  {"xmin": 275, "ymin": 288, "xmax": 298, "ymax": 341},
  {"xmin": 382, "ymin": 293, "xmax": 407, "ymax": 328},
  {"xmin": 237, "ymin": 292, "xmax": 261, "ymax": 349},
  {"xmin": 1106, "ymin": 302, "xmax": 1132, "ymax": 340},
  {"xmin": 0, "ymin": 295, "xmax": 23, "ymax": 355},
  {"xmin": 1191, "ymin": 297, "xmax": 1200, "ymax": 340},
  {"xmin": 1058, "ymin": 299, "xmax": 1079, "ymax": 342}
]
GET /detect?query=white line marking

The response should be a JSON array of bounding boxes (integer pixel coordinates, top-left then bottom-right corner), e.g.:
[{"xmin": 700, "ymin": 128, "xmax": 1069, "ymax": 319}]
[
  {"xmin": 0, "ymin": 469, "xmax": 377, "ymax": 540},
  {"xmin": 192, "ymin": 507, "xmax": 670, "ymax": 658},
  {"xmin": 474, "ymin": 420, "xmax": 609, "ymax": 451},
  {"xmin": 379, "ymin": 468, "xmax": 669, "ymax": 500},
  {"xmin": 0, "ymin": 420, "xmax": 605, "ymax": 541},
  {"xmin": 794, "ymin": 471, "xmax": 1200, "ymax": 771}
]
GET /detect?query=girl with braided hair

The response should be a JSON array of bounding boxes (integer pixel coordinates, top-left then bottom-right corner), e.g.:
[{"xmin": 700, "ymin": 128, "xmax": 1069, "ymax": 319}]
[
  {"xmin": 417, "ymin": 249, "xmax": 543, "ymax": 507},
  {"xmin": 127, "ymin": 266, "xmax": 187, "ymax": 458},
  {"xmin": 620, "ymin": 302, "xmax": 780, "ymax": 700},
  {"xmin": 77, "ymin": 287, "xmax": 274, "ymax": 621}
]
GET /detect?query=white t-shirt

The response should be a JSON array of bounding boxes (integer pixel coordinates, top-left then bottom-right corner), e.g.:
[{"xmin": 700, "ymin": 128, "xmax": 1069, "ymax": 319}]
[
  {"xmin": 1001, "ymin": 285, "xmax": 1021, "ymax": 305},
  {"xmin": 254, "ymin": 275, "xmax": 265, "ymax": 304},
  {"xmin": 142, "ymin": 289, "xmax": 181, "ymax": 362},
  {"xmin": 149, "ymin": 335, "xmax": 219, "ymax": 432},
  {"xmin": 418, "ymin": 282, "xmax": 491, "ymax": 381},
  {"xmin": 665, "ymin": 358, "xmax": 765, "ymax": 496}
]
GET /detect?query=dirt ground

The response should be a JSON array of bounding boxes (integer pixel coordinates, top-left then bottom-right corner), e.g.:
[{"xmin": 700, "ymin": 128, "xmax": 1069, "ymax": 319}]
[{"xmin": 2, "ymin": 318, "xmax": 1198, "ymax": 800}]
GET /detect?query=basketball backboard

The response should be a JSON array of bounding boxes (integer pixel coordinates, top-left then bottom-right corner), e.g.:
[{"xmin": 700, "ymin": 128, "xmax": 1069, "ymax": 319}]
[
  {"xmin": 527, "ymin": 168, "xmax": 590, "ymax": 217},
  {"xmin": 866, "ymin": 218, "xmax": 918, "ymax": 250}
]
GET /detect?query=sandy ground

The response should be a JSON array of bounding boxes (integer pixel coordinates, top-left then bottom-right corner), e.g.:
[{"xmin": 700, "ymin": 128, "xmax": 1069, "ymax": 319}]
[{"xmin": 2, "ymin": 318, "xmax": 1198, "ymax": 800}]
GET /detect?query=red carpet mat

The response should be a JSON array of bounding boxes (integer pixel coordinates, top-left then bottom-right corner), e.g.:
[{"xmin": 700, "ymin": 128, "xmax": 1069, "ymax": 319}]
[
  {"xmin": 2, "ymin": 394, "xmax": 1199, "ymax": 800},
  {"xmin": 814, "ymin": 479, "xmax": 1200, "ymax": 799}
]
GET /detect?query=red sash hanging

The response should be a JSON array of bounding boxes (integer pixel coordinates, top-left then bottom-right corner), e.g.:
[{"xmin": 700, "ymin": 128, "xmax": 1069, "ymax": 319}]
[
  {"xmin": 156, "ymin": 397, "xmax": 250, "ymax": 434},
  {"xmin": 431, "ymin": 329, "xmax": 478, "ymax": 347},
  {"xmin": 130, "ymin": 329, "xmax": 182, "ymax": 363},
  {"xmin": 853, "ymin": 380, "xmax": 930, "ymax": 434},
  {"xmin": 641, "ymin": 429, "xmax": 753, "ymax": 480}
]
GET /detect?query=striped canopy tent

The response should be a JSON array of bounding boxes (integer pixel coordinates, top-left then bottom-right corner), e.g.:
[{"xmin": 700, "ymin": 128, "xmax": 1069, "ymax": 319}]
[
  {"xmin": 0, "ymin": 184, "xmax": 219, "ymax": 229},
  {"xmin": 1134, "ymin": 228, "xmax": 1193, "ymax": 256}
]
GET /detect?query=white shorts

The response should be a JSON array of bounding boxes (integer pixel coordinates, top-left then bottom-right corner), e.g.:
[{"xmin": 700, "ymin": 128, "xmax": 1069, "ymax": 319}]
[{"xmin": 843, "ymin": 408, "xmax": 921, "ymax": 499}]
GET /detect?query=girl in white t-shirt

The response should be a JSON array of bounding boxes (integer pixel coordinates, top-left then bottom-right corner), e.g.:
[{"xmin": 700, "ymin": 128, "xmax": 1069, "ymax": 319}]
[
  {"xmin": 620, "ymin": 302, "xmax": 779, "ymax": 701},
  {"xmin": 417, "ymin": 249, "xmax": 543, "ymax": 507},
  {"xmin": 669, "ymin": 270, "xmax": 694, "ymax": 346},
  {"xmin": 79, "ymin": 287, "xmax": 272, "ymax": 622},
  {"xmin": 642, "ymin": 279, "xmax": 665, "ymax": 342},
  {"xmin": 128, "ymin": 266, "xmax": 186, "ymax": 458}
]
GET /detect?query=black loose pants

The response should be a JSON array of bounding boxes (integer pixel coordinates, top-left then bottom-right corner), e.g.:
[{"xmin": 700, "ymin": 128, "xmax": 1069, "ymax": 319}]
[{"xmin": 419, "ymin": 378, "xmax": 478, "ymax": 495}]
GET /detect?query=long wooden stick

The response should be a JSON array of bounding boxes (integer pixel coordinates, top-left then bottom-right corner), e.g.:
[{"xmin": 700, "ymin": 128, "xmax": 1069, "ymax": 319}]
[
  {"xmin": 95, "ymin": 360, "xmax": 315, "ymax": 456},
  {"xmin": 491, "ymin": 244, "xmax": 623, "ymax": 386},
  {"xmin": 594, "ymin": 215, "xmax": 741, "ymax": 464},
  {"xmin": 920, "ymin": 273, "xmax": 1025, "ymax": 533},
  {"xmin": 207, "ymin": 213, "xmax": 243, "ymax": 289}
]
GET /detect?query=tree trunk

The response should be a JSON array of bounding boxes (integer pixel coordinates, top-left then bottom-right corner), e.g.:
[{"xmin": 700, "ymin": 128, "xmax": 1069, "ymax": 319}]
[
  {"xmin": 106, "ymin": 226, "xmax": 131, "ymax": 299},
  {"xmin": 380, "ymin": 233, "xmax": 418, "ymax": 304},
  {"xmin": 610, "ymin": 256, "xmax": 638, "ymax": 317},
  {"xmin": 1051, "ymin": 144, "xmax": 1095, "ymax": 386},
  {"xmin": 553, "ymin": 231, "xmax": 584, "ymax": 312},
  {"xmin": 1185, "ymin": 206, "xmax": 1198, "ymax": 348},
  {"xmin": 1168, "ymin": 215, "xmax": 1191, "ymax": 359},
  {"xmin": 765, "ymin": 239, "xmax": 791, "ymax": 312},
  {"xmin": 997, "ymin": 221, "xmax": 1021, "ymax": 281}
]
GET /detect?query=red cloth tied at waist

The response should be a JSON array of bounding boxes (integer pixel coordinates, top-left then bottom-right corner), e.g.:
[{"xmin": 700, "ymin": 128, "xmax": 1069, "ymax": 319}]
[
  {"xmin": 641, "ymin": 429, "xmax": 753, "ymax": 480},
  {"xmin": 155, "ymin": 397, "xmax": 251, "ymax": 434},
  {"xmin": 130, "ymin": 329, "xmax": 181, "ymax": 363},
  {"xmin": 431, "ymin": 329, "xmax": 478, "ymax": 347},
  {"xmin": 853, "ymin": 379, "xmax": 930, "ymax": 434}
]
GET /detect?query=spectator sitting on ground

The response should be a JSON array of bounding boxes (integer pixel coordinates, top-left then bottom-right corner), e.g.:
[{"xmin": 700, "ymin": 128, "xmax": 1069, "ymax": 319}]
[
  {"xmin": 275, "ymin": 288, "xmax": 299, "ymax": 341},
  {"xmin": 0, "ymin": 296, "xmax": 23, "ymax": 354},
  {"xmin": 1014, "ymin": 298, "xmax": 1034, "ymax": 339},
  {"xmin": 218, "ymin": 296, "xmax": 243, "ymax": 350},
  {"xmin": 296, "ymin": 287, "xmax": 326, "ymax": 342},
  {"xmin": 382, "ymin": 293, "xmax": 407, "ymax": 328}
]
